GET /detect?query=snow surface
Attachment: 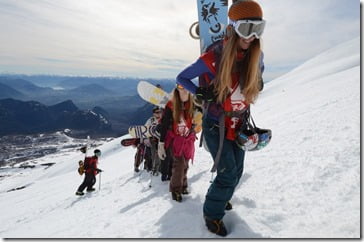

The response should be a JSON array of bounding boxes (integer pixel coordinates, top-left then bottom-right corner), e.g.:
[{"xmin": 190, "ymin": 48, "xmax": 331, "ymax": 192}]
[{"xmin": 0, "ymin": 37, "xmax": 360, "ymax": 239}]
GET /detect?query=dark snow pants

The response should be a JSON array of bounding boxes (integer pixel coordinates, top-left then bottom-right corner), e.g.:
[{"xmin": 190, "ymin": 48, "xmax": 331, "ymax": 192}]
[
  {"xmin": 160, "ymin": 147, "xmax": 173, "ymax": 178},
  {"xmin": 77, "ymin": 173, "xmax": 96, "ymax": 192},
  {"xmin": 169, "ymin": 154, "xmax": 189, "ymax": 193},
  {"xmin": 202, "ymin": 117, "xmax": 245, "ymax": 220},
  {"xmin": 150, "ymin": 138, "xmax": 161, "ymax": 174}
]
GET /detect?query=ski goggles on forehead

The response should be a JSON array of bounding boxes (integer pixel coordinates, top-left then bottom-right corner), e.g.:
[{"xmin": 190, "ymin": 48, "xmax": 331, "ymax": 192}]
[
  {"xmin": 232, "ymin": 19, "xmax": 266, "ymax": 39},
  {"xmin": 176, "ymin": 84, "xmax": 184, "ymax": 90}
]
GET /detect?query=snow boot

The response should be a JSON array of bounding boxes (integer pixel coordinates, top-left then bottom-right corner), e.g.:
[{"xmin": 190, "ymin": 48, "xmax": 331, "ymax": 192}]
[
  {"xmin": 225, "ymin": 201, "xmax": 232, "ymax": 210},
  {"xmin": 87, "ymin": 188, "xmax": 96, "ymax": 192},
  {"xmin": 171, "ymin": 192, "xmax": 182, "ymax": 202},
  {"xmin": 75, "ymin": 191, "xmax": 84, "ymax": 196},
  {"xmin": 204, "ymin": 216, "xmax": 227, "ymax": 237},
  {"xmin": 182, "ymin": 187, "xmax": 189, "ymax": 195}
]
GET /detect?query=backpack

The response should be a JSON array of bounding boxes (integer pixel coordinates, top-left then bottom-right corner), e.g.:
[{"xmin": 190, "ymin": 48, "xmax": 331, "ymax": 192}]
[
  {"xmin": 77, "ymin": 160, "xmax": 84, "ymax": 175},
  {"xmin": 77, "ymin": 157, "xmax": 91, "ymax": 175}
]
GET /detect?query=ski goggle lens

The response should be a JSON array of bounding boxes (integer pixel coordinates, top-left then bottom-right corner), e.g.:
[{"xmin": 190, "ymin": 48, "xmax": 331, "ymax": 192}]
[{"xmin": 232, "ymin": 20, "xmax": 266, "ymax": 39}]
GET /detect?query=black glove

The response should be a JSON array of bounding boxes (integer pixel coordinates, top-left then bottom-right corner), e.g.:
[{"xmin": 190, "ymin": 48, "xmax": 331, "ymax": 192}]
[
  {"xmin": 96, "ymin": 168, "xmax": 103, "ymax": 173},
  {"xmin": 196, "ymin": 85, "xmax": 216, "ymax": 102}
]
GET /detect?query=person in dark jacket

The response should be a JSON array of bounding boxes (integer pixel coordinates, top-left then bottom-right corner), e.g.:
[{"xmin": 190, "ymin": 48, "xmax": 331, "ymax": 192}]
[
  {"xmin": 175, "ymin": 0, "xmax": 266, "ymax": 236},
  {"xmin": 76, "ymin": 149, "xmax": 102, "ymax": 195}
]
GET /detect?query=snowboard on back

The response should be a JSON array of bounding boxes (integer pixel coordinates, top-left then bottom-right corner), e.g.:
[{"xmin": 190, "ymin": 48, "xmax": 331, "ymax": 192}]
[
  {"xmin": 128, "ymin": 124, "xmax": 160, "ymax": 139},
  {"xmin": 137, "ymin": 81, "xmax": 172, "ymax": 109},
  {"xmin": 121, "ymin": 138, "xmax": 141, "ymax": 147},
  {"xmin": 197, "ymin": 0, "xmax": 228, "ymax": 54}
]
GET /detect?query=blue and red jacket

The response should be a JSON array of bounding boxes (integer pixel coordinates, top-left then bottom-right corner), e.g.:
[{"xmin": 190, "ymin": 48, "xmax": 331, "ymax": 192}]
[{"xmin": 176, "ymin": 42, "xmax": 264, "ymax": 140}]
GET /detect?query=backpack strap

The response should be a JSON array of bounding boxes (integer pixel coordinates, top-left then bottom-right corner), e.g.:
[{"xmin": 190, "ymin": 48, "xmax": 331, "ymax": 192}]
[{"xmin": 210, "ymin": 107, "xmax": 250, "ymax": 173}]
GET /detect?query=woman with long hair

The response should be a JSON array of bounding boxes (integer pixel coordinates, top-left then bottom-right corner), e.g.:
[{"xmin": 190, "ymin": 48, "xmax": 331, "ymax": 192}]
[
  {"xmin": 176, "ymin": 0, "xmax": 266, "ymax": 236},
  {"xmin": 158, "ymin": 85, "xmax": 196, "ymax": 202}
]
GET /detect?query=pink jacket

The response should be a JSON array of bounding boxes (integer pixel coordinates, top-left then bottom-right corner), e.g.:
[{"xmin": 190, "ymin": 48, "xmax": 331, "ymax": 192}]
[{"xmin": 165, "ymin": 130, "xmax": 196, "ymax": 162}]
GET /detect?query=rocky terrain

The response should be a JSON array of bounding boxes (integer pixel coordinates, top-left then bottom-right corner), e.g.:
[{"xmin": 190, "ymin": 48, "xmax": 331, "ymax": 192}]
[{"xmin": 0, "ymin": 131, "xmax": 108, "ymax": 170}]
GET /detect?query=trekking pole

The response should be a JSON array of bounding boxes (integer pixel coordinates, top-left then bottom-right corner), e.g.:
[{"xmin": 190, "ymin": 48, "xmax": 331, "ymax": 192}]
[
  {"xmin": 138, "ymin": 144, "xmax": 147, "ymax": 183},
  {"xmin": 137, "ymin": 158, "xmax": 145, "ymax": 183},
  {"xmin": 98, "ymin": 171, "xmax": 101, "ymax": 190},
  {"xmin": 149, "ymin": 140, "xmax": 159, "ymax": 188},
  {"xmin": 149, "ymin": 171, "xmax": 153, "ymax": 188}
]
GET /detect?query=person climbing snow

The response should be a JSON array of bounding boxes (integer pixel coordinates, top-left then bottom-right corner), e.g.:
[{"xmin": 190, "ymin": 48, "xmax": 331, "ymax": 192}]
[
  {"xmin": 158, "ymin": 85, "xmax": 197, "ymax": 202},
  {"xmin": 176, "ymin": 0, "xmax": 266, "ymax": 236},
  {"xmin": 76, "ymin": 149, "xmax": 103, "ymax": 195}
]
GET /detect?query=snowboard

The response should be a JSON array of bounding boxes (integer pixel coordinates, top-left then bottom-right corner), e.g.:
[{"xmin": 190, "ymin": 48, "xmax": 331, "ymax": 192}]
[
  {"xmin": 196, "ymin": 0, "xmax": 228, "ymax": 53},
  {"xmin": 128, "ymin": 125, "xmax": 160, "ymax": 139},
  {"xmin": 137, "ymin": 81, "xmax": 172, "ymax": 109},
  {"xmin": 77, "ymin": 136, "xmax": 90, "ymax": 175},
  {"xmin": 121, "ymin": 138, "xmax": 141, "ymax": 147}
]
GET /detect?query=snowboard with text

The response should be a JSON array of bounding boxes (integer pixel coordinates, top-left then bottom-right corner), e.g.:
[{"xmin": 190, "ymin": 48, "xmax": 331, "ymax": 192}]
[{"xmin": 128, "ymin": 124, "xmax": 160, "ymax": 139}]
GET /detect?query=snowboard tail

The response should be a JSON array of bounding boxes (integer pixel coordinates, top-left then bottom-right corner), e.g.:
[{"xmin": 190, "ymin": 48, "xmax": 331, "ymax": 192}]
[
  {"xmin": 137, "ymin": 81, "xmax": 172, "ymax": 108},
  {"xmin": 121, "ymin": 138, "xmax": 141, "ymax": 147}
]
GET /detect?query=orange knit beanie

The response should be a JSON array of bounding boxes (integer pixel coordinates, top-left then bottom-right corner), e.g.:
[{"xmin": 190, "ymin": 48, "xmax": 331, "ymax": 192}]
[{"xmin": 228, "ymin": 0, "xmax": 263, "ymax": 21}]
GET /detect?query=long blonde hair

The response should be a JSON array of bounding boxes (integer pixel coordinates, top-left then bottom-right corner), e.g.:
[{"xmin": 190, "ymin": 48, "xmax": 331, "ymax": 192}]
[
  {"xmin": 172, "ymin": 88, "xmax": 194, "ymax": 123},
  {"xmin": 215, "ymin": 29, "xmax": 262, "ymax": 104}
]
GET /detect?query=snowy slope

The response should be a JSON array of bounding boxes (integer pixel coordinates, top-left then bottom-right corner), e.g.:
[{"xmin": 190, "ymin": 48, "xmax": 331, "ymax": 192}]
[{"xmin": 0, "ymin": 37, "xmax": 360, "ymax": 238}]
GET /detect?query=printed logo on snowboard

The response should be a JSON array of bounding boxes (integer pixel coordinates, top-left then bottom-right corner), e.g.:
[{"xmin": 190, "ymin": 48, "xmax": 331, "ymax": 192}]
[
  {"xmin": 137, "ymin": 81, "xmax": 172, "ymax": 108},
  {"xmin": 198, "ymin": 0, "xmax": 228, "ymax": 52},
  {"xmin": 128, "ymin": 125, "xmax": 160, "ymax": 139}
]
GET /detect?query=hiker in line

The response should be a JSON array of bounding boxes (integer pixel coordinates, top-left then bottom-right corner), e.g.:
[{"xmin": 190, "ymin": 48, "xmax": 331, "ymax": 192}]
[
  {"xmin": 175, "ymin": 0, "xmax": 266, "ymax": 236},
  {"xmin": 158, "ymin": 85, "xmax": 197, "ymax": 202},
  {"xmin": 134, "ymin": 106, "xmax": 161, "ymax": 173},
  {"xmin": 144, "ymin": 106, "xmax": 163, "ymax": 175},
  {"xmin": 76, "ymin": 149, "xmax": 103, "ymax": 195},
  {"xmin": 134, "ymin": 142, "xmax": 148, "ymax": 172}
]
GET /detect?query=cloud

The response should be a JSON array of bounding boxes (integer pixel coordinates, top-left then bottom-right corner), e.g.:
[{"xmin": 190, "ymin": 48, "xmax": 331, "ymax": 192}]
[
  {"xmin": 259, "ymin": 0, "xmax": 360, "ymax": 80},
  {"xmin": 0, "ymin": 0, "xmax": 360, "ymax": 80}
]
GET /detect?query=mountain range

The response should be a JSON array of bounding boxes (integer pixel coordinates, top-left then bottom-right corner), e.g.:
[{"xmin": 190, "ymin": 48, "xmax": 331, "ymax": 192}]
[
  {"xmin": 0, "ymin": 76, "xmax": 175, "ymax": 137},
  {"xmin": 0, "ymin": 98, "xmax": 112, "ymax": 137}
]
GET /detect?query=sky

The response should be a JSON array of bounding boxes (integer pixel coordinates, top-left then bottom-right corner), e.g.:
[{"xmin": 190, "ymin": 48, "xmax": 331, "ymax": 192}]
[
  {"xmin": 0, "ymin": 37, "xmax": 360, "ymax": 238},
  {"xmin": 0, "ymin": 0, "xmax": 360, "ymax": 81}
]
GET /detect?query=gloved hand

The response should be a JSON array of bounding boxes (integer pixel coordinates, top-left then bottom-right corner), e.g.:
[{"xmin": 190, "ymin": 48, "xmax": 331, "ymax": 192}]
[
  {"xmin": 96, "ymin": 168, "xmax": 103, "ymax": 173},
  {"xmin": 158, "ymin": 142, "xmax": 166, "ymax": 160},
  {"xmin": 196, "ymin": 85, "xmax": 216, "ymax": 102},
  {"xmin": 143, "ymin": 138, "xmax": 151, "ymax": 147}
]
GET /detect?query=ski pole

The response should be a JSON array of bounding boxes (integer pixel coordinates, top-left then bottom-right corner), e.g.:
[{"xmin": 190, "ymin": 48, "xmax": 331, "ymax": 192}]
[
  {"xmin": 99, "ymin": 171, "xmax": 101, "ymax": 190},
  {"xmin": 138, "ymin": 145, "xmax": 147, "ymax": 183},
  {"xmin": 149, "ymin": 170, "xmax": 153, "ymax": 188}
]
